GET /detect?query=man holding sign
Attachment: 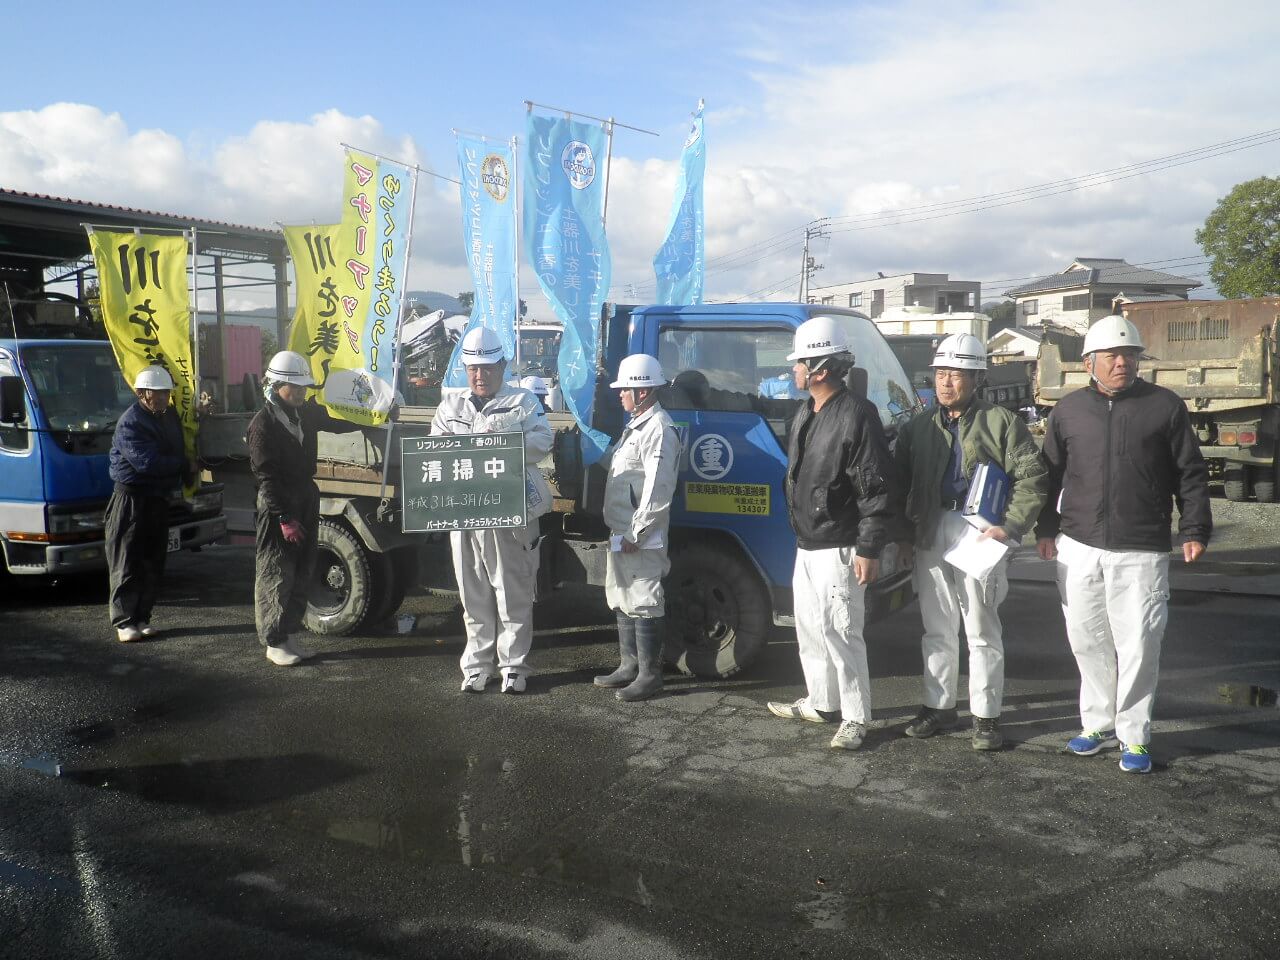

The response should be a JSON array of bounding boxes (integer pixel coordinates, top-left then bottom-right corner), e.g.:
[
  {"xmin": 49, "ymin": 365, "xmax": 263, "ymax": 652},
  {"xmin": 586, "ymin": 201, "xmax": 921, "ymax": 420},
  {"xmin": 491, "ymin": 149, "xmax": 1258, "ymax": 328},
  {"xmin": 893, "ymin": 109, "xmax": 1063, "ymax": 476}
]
[
  {"xmin": 431, "ymin": 327, "xmax": 553, "ymax": 694},
  {"xmin": 894, "ymin": 333, "xmax": 1047, "ymax": 751}
]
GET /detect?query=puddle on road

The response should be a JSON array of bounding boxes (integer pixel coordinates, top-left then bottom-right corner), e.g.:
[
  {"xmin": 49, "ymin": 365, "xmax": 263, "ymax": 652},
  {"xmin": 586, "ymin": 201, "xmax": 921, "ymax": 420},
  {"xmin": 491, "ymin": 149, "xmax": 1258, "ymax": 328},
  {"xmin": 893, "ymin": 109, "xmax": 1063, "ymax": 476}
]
[
  {"xmin": 1218, "ymin": 683, "xmax": 1278, "ymax": 707},
  {"xmin": 0, "ymin": 857, "xmax": 78, "ymax": 895}
]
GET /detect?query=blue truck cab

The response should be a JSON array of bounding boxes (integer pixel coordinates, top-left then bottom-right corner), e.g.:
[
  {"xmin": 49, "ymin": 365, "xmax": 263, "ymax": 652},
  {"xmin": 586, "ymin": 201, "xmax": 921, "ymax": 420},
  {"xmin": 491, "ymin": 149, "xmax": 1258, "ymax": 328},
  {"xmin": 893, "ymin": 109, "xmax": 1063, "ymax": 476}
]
[
  {"xmin": 577, "ymin": 302, "xmax": 921, "ymax": 676},
  {"xmin": 0, "ymin": 334, "xmax": 226, "ymax": 575}
]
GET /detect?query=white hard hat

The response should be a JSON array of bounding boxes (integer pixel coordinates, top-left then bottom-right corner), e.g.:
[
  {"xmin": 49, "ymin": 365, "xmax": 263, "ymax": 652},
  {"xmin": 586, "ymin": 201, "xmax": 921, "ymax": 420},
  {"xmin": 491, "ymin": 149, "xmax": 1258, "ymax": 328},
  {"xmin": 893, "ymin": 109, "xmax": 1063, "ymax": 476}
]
[
  {"xmin": 930, "ymin": 333, "xmax": 987, "ymax": 371},
  {"xmin": 133, "ymin": 365, "xmax": 174, "ymax": 390},
  {"xmin": 1083, "ymin": 315, "xmax": 1145, "ymax": 355},
  {"xmin": 610, "ymin": 353, "xmax": 667, "ymax": 389},
  {"xmin": 520, "ymin": 375, "xmax": 549, "ymax": 397},
  {"xmin": 460, "ymin": 326, "xmax": 505, "ymax": 365},
  {"xmin": 786, "ymin": 316, "xmax": 850, "ymax": 361},
  {"xmin": 264, "ymin": 350, "xmax": 316, "ymax": 386}
]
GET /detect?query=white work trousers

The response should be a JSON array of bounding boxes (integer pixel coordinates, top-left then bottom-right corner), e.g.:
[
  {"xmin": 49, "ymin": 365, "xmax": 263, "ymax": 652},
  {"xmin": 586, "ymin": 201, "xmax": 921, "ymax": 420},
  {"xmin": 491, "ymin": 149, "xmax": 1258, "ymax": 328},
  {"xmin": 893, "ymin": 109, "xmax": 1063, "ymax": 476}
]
[
  {"xmin": 605, "ymin": 547, "xmax": 670, "ymax": 619},
  {"xmin": 1055, "ymin": 534, "xmax": 1170, "ymax": 746},
  {"xmin": 451, "ymin": 526, "xmax": 540, "ymax": 680},
  {"xmin": 914, "ymin": 510, "xmax": 1010, "ymax": 718},
  {"xmin": 793, "ymin": 546, "xmax": 871, "ymax": 723}
]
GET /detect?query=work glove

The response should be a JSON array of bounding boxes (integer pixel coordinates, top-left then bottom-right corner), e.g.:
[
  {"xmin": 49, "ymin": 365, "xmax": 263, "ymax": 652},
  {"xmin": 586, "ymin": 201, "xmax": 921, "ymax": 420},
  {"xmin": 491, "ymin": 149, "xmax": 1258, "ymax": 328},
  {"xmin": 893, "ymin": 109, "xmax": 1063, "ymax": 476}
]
[{"xmin": 280, "ymin": 520, "xmax": 306, "ymax": 544}]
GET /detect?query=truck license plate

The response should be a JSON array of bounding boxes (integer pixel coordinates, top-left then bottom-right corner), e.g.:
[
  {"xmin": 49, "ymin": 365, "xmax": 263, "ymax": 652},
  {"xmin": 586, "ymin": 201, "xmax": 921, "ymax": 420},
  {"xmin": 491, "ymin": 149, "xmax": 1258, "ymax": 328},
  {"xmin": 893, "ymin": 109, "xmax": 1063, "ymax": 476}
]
[{"xmin": 167, "ymin": 529, "xmax": 181, "ymax": 553}]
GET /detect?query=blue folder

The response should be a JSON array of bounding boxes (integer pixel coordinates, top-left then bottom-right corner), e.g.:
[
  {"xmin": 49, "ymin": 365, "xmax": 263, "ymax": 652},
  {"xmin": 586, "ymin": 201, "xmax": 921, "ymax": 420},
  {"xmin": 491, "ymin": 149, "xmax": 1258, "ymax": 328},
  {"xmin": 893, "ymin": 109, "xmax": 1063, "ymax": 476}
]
[{"xmin": 963, "ymin": 461, "xmax": 1010, "ymax": 530}]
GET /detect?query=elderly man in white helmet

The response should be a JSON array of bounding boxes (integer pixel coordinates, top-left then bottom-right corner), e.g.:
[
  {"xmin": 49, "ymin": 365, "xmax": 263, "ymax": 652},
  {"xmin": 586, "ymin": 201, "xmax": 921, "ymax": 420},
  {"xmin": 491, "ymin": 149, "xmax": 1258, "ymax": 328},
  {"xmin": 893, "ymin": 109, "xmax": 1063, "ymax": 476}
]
[
  {"xmin": 593, "ymin": 353, "xmax": 681, "ymax": 702},
  {"xmin": 765, "ymin": 316, "xmax": 895, "ymax": 751},
  {"xmin": 894, "ymin": 333, "xmax": 1048, "ymax": 750},
  {"xmin": 248, "ymin": 350, "xmax": 362, "ymax": 666},
  {"xmin": 1036, "ymin": 315, "xmax": 1210, "ymax": 774},
  {"xmin": 432, "ymin": 326, "xmax": 554, "ymax": 694},
  {"xmin": 105, "ymin": 365, "xmax": 194, "ymax": 643}
]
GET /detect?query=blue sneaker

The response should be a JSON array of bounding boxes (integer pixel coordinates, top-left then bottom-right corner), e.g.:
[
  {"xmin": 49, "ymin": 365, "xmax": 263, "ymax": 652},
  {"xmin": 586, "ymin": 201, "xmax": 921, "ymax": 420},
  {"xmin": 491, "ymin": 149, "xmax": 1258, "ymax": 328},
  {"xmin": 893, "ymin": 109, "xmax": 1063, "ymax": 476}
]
[
  {"xmin": 1119, "ymin": 743, "xmax": 1153, "ymax": 774},
  {"xmin": 1067, "ymin": 729, "xmax": 1116, "ymax": 756}
]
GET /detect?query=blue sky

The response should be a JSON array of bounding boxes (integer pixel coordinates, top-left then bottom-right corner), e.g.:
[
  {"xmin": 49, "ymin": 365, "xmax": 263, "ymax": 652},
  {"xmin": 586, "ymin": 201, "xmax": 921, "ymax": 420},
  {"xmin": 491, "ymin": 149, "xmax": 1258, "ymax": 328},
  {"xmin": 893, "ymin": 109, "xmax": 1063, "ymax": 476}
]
[{"xmin": 4, "ymin": 1, "xmax": 1280, "ymax": 311}]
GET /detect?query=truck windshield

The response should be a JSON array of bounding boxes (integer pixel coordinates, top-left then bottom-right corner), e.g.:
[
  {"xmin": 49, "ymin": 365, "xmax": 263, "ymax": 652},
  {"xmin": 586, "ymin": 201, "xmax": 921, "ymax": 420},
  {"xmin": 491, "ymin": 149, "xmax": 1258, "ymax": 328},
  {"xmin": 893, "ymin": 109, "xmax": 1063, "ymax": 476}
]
[
  {"xmin": 22, "ymin": 343, "xmax": 135, "ymax": 433},
  {"xmin": 513, "ymin": 328, "xmax": 561, "ymax": 379}
]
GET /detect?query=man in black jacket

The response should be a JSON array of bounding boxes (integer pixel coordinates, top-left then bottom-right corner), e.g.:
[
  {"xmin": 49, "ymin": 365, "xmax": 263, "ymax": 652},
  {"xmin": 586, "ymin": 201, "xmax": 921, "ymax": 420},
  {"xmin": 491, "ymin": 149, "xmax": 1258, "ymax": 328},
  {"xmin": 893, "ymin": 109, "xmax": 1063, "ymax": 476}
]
[
  {"xmin": 765, "ymin": 316, "xmax": 895, "ymax": 751},
  {"xmin": 105, "ymin": 365, "xmax": 192, "ymax": 642},
  {"xmin": 1035, "ymin": 315, "xmax": 1211, "ymax": 774},
  {"xmin": 248, "ymin": 351, "xmax": 361, "ymax": 666}
]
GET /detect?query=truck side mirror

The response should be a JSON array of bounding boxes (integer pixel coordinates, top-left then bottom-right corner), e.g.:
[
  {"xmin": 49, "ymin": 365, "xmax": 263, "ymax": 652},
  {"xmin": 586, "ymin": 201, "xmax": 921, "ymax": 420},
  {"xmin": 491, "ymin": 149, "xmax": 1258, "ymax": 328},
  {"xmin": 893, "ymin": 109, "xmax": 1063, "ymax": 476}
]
[{"xmin": 0, "ymin": 375, "xmax": 25, "ymax": 424}]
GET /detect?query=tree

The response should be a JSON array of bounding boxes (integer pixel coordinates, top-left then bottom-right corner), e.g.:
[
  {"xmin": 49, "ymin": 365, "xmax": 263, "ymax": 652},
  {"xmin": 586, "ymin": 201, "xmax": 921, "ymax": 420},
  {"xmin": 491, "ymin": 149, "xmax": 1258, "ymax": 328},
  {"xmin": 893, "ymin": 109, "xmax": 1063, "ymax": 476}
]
[
  {"xmin": 1196, "ymin": 175, "xmax": 1280, "ymax": 298},
  {"xmin": 456, "ymin": 291, "xmax": 475, "ymax": 312},
  {"xmin": 983, "ymin": 300, "xmax": 1017, "ymax": 334}
]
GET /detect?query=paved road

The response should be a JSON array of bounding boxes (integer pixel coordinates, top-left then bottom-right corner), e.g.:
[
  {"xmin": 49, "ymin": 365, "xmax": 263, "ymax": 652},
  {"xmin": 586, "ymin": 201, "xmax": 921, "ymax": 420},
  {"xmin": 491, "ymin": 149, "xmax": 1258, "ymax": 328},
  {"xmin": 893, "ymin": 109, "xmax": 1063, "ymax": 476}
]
[{"xmin": 2, "ymin": 545, "xmax": 1279, "ymax": 959}]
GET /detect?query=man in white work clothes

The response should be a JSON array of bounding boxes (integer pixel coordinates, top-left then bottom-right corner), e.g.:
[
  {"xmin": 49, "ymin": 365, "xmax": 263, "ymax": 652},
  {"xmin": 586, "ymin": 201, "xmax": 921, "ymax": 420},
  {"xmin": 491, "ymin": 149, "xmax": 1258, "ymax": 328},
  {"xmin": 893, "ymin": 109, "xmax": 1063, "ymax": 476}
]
[
  {"xmin": 766, "ymin": 316, "xmax": 896, "ymax": 751},
  {"xmin": 593, "ymin": 354, "xmax": 680, "ymax": 702},
  {"xmin": 431, "ymin": 327, "xmax": 554, "ymax": 694},
  {"xmin": 1036, "ymin": 315, "xmax": 1211, "ymax": 774}
]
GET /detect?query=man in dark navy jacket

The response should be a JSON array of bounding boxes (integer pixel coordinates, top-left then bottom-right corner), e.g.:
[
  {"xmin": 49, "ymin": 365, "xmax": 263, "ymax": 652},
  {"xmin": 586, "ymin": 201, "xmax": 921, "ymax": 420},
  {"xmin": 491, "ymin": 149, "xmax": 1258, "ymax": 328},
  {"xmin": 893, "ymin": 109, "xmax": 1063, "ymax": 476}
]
[{"xmin": 105, "ymin": 365, "xmax": 191, "ymax": 642}]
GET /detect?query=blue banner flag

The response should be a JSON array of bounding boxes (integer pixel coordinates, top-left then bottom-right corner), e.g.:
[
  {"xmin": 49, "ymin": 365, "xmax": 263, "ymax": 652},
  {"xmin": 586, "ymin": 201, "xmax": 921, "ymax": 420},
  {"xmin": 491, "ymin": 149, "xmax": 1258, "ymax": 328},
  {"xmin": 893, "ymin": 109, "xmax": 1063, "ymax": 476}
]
[
  {"xmin": 523, "ymin": 113, "xmax": 612, "ymax": 462},
  {"xmin": 445, "ymin": 136, "xmax": 519, "ymax": 389},
  {"xmin": 653, "ymin": 101, "xmax": 705, "ymax": 305}
]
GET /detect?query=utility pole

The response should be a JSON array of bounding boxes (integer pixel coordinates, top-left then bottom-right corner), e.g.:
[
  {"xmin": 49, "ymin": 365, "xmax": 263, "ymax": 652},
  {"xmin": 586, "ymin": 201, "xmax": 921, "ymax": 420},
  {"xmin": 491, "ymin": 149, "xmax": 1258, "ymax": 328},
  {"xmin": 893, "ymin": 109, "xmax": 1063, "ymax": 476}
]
[{"xmin": 797, "ymin": 218, "xmax": 829, "ymax": 302}]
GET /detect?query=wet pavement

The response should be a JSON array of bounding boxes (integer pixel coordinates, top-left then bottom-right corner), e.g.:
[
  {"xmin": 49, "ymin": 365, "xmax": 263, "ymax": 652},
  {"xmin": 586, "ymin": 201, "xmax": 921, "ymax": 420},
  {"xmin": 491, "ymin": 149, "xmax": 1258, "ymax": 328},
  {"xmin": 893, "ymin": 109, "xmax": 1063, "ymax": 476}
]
[{"xmin": 2, "ymin": 543, "xmax": 1280, "ymax": 959}]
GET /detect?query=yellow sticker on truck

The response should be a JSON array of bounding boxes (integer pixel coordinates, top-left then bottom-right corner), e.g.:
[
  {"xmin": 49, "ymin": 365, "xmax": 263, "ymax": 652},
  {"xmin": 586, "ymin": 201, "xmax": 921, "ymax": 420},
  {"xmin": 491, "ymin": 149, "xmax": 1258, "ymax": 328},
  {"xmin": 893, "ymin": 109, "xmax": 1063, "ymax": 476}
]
[{"xmin": 684, "ymin": 481, "xmax": 771, "ymax": 516}]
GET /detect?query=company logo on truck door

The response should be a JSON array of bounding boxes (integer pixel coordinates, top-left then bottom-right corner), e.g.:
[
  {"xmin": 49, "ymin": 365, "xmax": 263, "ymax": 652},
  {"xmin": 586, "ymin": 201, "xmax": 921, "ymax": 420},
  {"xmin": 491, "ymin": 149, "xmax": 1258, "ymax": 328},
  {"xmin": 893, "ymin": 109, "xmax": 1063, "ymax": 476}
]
[
  {"xmin": 690, "ymin": 433, "xmax": 733, "ymax": 481},
  {"xmin": 561, "ymin": 141, "xmax": 596, "ymax": 190},
  {"xmin": 481, "ymin": 154, "xmax": 510, "ymax": 202}
]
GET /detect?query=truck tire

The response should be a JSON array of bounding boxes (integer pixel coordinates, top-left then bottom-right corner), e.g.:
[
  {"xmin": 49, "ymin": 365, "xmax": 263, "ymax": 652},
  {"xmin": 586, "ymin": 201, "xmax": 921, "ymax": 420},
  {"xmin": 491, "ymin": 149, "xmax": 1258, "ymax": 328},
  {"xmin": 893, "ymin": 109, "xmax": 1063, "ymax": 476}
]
[
  {"xmin": 664, "ymin": 543, "xmax": 770, "ymax": 679},
  {"xmin": 1223, "ymin": 465, "xmax": 1251, "ymax": 502},
  {"xmin": 365, "ymin": 546, "xmax": 418, "ymax": 625},
  {"xmin": 305, "ymin": 519, "xmax": 376, "ymax": 635},
  {"xmin": 1250, "ymin": 463, "xmax": 1278, "ymax": 504}
]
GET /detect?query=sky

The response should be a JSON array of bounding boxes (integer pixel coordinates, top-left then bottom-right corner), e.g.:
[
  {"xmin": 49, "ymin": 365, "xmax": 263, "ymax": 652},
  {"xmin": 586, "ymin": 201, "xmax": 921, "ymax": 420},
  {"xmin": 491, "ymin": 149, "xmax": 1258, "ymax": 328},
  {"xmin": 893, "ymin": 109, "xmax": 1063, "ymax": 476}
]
[{"xmin": 3, "ymin": 0, "xmax": 1279, "ymax": 316}]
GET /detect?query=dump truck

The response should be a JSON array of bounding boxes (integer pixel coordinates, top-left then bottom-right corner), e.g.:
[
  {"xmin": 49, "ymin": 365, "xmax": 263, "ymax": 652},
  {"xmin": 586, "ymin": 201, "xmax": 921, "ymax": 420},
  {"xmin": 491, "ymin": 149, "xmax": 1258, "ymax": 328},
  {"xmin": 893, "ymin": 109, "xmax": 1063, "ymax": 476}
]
[
  {"xmin": 202, "ymin": 302, "xmax": 922, "ymax": 677},
  {"xmin": 1036, "ymin": 297, "xmax": 1280, "ymax": 502}
]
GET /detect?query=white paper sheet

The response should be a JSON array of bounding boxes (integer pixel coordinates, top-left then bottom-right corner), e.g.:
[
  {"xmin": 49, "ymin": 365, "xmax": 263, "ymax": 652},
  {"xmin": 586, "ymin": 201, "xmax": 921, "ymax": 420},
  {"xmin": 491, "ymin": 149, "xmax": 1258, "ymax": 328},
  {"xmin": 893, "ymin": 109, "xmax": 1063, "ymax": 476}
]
[{"xmin": 943, "ymin": 523, "xmax": 1010, "ymax": 580}]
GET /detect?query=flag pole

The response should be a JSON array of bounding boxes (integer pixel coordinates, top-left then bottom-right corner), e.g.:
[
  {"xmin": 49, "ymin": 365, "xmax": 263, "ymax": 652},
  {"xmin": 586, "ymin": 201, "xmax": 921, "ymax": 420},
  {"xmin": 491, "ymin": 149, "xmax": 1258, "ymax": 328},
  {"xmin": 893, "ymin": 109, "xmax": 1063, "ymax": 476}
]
[
  {"xmin": 511, "ymin": 135, "xmax": 522, "ymax": 370},
  {"xmin": 601, "ymin": 119, "xmax": 615, "ymax": 230}
]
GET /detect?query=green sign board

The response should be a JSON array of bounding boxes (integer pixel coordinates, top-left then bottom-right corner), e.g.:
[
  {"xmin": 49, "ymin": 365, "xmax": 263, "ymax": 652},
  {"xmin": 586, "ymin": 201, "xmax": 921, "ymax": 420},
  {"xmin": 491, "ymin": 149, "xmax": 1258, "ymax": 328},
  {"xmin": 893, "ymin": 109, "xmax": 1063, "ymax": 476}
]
[{"xmin": 400, "ymin": 431, "xmax": 527, "ymax": 533}]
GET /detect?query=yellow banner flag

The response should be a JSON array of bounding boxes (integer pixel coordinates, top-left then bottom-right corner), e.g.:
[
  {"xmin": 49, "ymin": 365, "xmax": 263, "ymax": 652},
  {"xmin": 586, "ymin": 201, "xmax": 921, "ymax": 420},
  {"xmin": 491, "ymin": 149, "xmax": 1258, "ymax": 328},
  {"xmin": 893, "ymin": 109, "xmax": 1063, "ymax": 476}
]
[
  {"xmin": 87, "ymin": 229, "xmax": 197, "ymax": 469},
  {"xmin": 285, "ymin": 148, "xmax": 415, "ymax": 427}
]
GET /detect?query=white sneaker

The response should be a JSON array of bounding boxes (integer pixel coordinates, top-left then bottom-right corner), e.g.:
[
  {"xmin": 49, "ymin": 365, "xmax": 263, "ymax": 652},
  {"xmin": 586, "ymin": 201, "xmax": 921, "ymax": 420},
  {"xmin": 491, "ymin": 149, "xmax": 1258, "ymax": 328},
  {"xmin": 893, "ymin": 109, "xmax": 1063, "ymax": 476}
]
[
  {"xmin": 116, "ymin": 625, "xmax": 142, "ymax": 643},
  {"xmin": 137, "ymin": 622, "xmax": 159, "ymax": 638},
  {"xmin": 766, "ymin": 697, "xmax": 839, "ymax": 723},
  {"xmin": 460, "ymin": 672, "xmax": 488, "ymax": 693},
  {"xmin": 266, "ymin": 645, "xmax": 302, "ymax": 667},
  {"xmin": 830, "ymin": 720, "xmax": 867, "ymax": 751},
  {"xmin": 286, "ymin": 637, "xmax": 316, "ymax": 660},
  {"xmin": 501, "ymin": 673, "xmax": 527, "ymax": 694}
]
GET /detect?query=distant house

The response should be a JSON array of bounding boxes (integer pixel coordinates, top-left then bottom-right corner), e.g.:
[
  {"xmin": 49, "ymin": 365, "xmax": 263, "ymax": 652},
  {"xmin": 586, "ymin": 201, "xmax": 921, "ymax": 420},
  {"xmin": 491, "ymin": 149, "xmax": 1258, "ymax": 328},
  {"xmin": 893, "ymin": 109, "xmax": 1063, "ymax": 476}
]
[
  {"xmin": 808, "ymin": 272, "xmax": 981, "ymax": 318},
  {"xmin": 987, "ymin": 325, "xmax": 1044, "ymax": 361},
  {"xmin": 1003, "ymin": 258, "xmax": 1200, "ymax": 331}
]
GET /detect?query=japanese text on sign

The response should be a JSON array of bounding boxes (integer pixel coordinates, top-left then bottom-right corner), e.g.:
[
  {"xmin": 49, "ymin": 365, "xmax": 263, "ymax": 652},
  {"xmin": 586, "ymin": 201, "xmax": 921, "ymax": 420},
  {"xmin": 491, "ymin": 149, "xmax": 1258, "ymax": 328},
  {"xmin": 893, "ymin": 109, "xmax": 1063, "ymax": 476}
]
[{"xmin": 401, "ymin": 431, "xmax": 527, "ymax": 532}]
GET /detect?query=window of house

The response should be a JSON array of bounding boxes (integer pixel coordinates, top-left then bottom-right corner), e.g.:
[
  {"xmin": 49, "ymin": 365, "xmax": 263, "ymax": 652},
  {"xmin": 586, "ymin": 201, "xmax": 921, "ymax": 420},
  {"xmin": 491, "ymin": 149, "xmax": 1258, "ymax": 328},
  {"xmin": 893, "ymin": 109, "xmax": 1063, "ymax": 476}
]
[
  {"xmin": 1092, "ymin": 292, "xmax": 1114, "ymax": 309},
  {"xmin": 1022, "ymin": 299, "xmax": 1039, "ymax": 316},
  {"xmin": 821, "ymin": 296, "xmax": 834, "ymax": 305},
  {"xmin": 848, "ymin": 292, "xmax": 862, "ymax": 308},
  {"xmin": 1063, "ymin": 294, "xmax": 1090, "ymax": 311}
]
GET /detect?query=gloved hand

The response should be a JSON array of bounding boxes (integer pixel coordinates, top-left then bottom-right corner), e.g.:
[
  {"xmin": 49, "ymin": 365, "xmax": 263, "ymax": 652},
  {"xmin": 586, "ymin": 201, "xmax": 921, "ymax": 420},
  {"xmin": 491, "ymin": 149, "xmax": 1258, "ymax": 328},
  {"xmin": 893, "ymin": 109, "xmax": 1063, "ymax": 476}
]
[{"xmin": 280, "ymin": 520, "xmax": 306, "ymax": 544}]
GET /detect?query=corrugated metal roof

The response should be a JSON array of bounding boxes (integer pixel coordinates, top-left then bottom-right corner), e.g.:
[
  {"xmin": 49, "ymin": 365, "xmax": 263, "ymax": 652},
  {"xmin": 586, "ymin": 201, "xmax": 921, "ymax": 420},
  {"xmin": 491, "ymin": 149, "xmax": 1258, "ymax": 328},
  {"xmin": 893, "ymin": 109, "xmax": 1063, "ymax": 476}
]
[
  {"xmin": 1005, "ymin": 260, "xmax": 1200, "ymax": 297},
  {"xmin": 0, "ymin": 187, "xmax": 280, "ymax": 236}
]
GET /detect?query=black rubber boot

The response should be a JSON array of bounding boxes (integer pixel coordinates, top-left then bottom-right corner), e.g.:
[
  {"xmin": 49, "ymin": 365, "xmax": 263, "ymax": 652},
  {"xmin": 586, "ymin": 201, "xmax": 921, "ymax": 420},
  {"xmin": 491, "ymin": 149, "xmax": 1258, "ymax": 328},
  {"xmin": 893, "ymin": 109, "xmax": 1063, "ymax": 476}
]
[
  {"xmin": 594, "ymin": 613, "xmax": 639, "ymax": 688},
  {"xmin": 617, "ymin": 617, "xmax": 664, "ymax": 702}
]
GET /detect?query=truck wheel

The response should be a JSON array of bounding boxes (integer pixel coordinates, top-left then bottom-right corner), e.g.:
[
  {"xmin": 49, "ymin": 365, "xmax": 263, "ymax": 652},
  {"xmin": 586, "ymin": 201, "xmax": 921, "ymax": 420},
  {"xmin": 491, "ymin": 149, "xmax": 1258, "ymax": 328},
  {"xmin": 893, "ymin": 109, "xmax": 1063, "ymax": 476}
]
[
  {"xmin": 1251, "ymin": 463, "xmax": 1278, "ymax": 504},
  {"xmin": 664, "ymin": 544, "xmax": 770, "ymax": 679},
  {"xmin": 305, "ymin": 519, "xmax": 376, "ymax": 635},
  {"xmin": 1223, "ymin": 465, "xmax": 1251, "ymax": 502},
  {"xmin": 366, "ymin": 547, "xmax": 418, "ymax": 625}
]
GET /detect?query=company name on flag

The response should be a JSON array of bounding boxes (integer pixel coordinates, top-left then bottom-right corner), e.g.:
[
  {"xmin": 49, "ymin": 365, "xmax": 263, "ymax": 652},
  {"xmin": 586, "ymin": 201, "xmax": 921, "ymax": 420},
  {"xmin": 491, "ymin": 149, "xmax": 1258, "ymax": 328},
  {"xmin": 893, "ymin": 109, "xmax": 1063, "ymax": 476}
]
[
  {"xmin": 286, "ymin": 149, "xmax": 415, "ymax": 426},
  {"xmin": 522, "ymin": 113, "xmax": 612, "ymax": 463},
  {"xmin": 444, "ymin": 135, "xmax": 518, "ymax": 389},
  {"xmin": 653, "ymin": 100, "xmax": 706, "ymax": 305}
]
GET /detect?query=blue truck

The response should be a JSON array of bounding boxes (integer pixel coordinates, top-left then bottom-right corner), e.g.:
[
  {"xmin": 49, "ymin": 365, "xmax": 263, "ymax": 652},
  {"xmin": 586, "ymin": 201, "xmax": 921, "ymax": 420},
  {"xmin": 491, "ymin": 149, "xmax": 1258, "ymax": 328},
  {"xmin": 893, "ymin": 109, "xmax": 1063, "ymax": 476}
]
[
  {"xmin": 0, "ymin": 293, "xmax": 226, "ymax": 575},
  {"xmin": 202, "ymin": 301, "xmax": 919, "ymax": 677}
]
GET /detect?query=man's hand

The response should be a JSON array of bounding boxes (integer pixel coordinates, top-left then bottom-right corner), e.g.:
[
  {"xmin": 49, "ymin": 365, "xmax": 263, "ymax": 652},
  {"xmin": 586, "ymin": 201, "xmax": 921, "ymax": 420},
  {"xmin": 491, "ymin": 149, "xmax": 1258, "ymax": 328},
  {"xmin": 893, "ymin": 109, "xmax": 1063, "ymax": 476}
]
[
  {"xmin": 978, "ymin": 526, "xmax": 1011, "ymax": 543},
  {"xmin": 280, "ymin": 520, "xmax": 306, "ymax": 544},
  {"xmin": 854, "ymin": 555, "xmax": 879, "ymax": 586},
  {"xmin": 620, "ymin": 538, "xmax": 640, "ymax": 554},
  {"xmin": 1036, "ymin": 537, "xmax": 1057, "ymax": 561},
  {"xmin": 896, "ymin": 541, "xmax": 914, "ymax": 571},
  {"xmin": 1183, "ymin": 540, "xmax": 1206, "ymax": 563}
]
